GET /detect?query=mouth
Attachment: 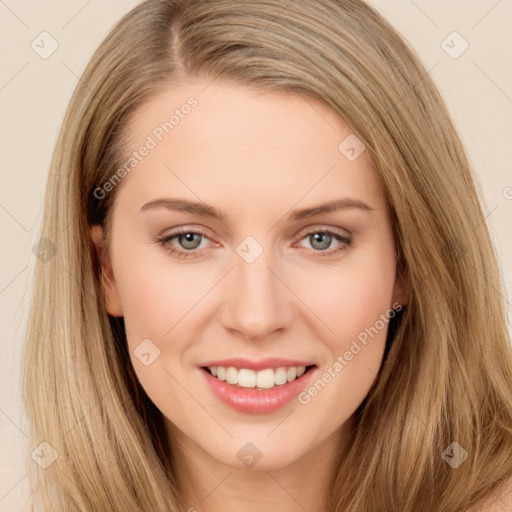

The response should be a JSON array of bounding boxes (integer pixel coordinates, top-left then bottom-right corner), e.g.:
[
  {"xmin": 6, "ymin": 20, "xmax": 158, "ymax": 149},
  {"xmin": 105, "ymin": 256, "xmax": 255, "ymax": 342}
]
[
  {"xmin": 198, "ymin": 357, "xmax": 319, "ymax": 414},
  {"xmin": 201, "ymin": 364, "xmax": 317, "ymax": 390}
]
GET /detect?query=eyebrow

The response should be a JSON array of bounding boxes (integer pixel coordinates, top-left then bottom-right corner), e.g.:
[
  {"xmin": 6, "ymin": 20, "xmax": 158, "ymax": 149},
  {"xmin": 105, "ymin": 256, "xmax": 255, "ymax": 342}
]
[{"xmin": 140, "ymin": 197, "xmax": 374, "ymax": 221}]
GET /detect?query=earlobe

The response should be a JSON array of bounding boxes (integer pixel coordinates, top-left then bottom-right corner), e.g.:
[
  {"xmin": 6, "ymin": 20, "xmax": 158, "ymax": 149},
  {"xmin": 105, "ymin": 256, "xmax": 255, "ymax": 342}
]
[{"xmin": 90, "ymin": 224, "xmax": 123, "ymax": 317}]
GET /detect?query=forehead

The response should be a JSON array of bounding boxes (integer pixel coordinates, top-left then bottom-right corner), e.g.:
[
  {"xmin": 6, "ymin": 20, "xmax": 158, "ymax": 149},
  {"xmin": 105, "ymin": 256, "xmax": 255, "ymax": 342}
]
[{"xmin": 113, "ymin": 79, "xmax": 387, "ymax": 220}]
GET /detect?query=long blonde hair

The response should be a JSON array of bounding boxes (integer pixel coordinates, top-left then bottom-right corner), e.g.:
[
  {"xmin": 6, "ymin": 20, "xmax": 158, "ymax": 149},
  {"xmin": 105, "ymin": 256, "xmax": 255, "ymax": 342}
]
[{"xmin": 23, "ymin": 0, "xmax": 512, "ymax": 510}]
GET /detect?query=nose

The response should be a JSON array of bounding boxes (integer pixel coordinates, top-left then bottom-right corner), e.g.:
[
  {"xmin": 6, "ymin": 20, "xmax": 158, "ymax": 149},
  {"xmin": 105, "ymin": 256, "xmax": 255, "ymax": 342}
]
[{"xmin": 221, "ymin": 246, "xmax": 294, "ymax": 342}]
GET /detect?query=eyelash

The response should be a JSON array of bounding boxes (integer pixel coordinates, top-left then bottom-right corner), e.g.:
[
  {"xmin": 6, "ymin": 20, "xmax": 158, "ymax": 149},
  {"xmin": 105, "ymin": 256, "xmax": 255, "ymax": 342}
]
[{"xmin": 156, "ymin": 227, "xmax": 352, "ymax": 260}]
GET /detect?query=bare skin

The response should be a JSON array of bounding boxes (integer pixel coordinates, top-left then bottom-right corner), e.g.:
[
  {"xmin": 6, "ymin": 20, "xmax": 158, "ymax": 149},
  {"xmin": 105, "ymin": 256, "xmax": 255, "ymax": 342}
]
[{"xmin": 92, "ymin": 78, "xmax": 408, "ymax": 512}]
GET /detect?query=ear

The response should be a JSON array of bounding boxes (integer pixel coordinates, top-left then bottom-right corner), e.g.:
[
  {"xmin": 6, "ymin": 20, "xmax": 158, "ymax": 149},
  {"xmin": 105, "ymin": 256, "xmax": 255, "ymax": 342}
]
[
  {"xmin": 91, "ymin": 224, "xmax": 123, "ymax": 317},
  {"xmin": 391, "ymin": 264, "xmax": 410, "ymax": 309}
]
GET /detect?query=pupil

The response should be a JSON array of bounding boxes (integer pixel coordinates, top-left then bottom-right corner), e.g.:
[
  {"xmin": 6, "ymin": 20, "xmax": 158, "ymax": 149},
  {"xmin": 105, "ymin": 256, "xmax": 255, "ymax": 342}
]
[
  {"xmin": 181, "ymin": 233, "xmax": 200, "ymax": 249},
  {"xmin": 311, "ymin": 233, "xmax": 331, "ymax": 250}
]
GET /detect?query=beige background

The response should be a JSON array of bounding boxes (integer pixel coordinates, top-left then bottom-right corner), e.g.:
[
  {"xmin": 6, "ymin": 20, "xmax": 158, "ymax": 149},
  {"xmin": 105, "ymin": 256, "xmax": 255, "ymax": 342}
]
[{"xmin": 1, "ymin": 1, "xmax": 511, "ymax": 510}]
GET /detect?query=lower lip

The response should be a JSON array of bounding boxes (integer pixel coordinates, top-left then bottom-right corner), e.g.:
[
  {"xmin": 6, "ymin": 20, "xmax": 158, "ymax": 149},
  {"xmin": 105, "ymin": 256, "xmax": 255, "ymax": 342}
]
[{"xmin": 200, "ymin": 366, "xmax": 317, "ymax": 414}]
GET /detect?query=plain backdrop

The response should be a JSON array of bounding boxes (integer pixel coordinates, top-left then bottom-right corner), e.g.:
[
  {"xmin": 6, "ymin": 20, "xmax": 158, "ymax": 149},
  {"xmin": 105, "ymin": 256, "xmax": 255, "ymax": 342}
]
[{"xmin": 0, "ymin": 1, "xmax": 511, "ymax": 510}]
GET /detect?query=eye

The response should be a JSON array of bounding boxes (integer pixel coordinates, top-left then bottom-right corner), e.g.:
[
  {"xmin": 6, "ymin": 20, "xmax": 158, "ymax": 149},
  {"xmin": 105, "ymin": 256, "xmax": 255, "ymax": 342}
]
[
  {"xmin": 157, "ymin": 226, "xmax": 352, "ymax": 260},
  {"xmin": 295, "ymin": 228, "xmax": 352, "ymax": 257},
  {"xmin": 156, "ymin": 228, "xmax": 217, "ymax": 259}
]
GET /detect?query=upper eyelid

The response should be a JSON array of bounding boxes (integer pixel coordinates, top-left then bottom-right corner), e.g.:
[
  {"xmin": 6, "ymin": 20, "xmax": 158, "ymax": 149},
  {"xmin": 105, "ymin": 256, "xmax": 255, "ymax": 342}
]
[{"xmin": 161, "ymin": 224, "xmax": 351, "ymax": 235}]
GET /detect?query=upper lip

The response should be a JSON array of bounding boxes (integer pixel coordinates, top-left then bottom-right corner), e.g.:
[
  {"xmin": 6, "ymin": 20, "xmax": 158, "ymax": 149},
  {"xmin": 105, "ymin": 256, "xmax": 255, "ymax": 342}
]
[{"xmin": 200, "ymin": 357, "xmax": 316, "ymax": 371}]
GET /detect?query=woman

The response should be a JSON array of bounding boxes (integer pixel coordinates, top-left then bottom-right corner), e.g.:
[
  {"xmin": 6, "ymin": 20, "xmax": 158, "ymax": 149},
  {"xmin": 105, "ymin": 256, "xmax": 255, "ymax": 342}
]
[{"xmin": 23, "ymin": 0, "xmax": 512, "ymax": 510}]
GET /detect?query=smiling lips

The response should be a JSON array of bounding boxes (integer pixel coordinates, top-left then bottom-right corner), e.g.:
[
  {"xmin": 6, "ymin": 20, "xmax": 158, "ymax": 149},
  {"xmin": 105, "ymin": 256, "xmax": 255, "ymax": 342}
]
[
  {"xmin": 200, "ymin": 357, "xmax": 317, "ymax": 414},
  {"xmin": 201, "ymin": 357, "xmax": 316, "ymax": 388}
]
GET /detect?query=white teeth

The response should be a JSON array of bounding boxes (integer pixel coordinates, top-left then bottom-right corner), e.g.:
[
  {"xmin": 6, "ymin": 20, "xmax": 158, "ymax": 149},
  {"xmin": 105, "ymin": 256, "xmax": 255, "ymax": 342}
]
[
  {"xmin": 274, "ymin": 367, "xmax": 287, "ymax": 385},
  {"xmin": 238, "ymin": 368, "xmax": 256, "ymax": 387},
  {"xmin": 207, "ymin": 365, "xmax": 309, "ymax": 389},
  {"xmin": 256, "ymin": 368, "xmax": 275, "ymax": 389},
  {"xmin": 286, "ymin": 367, "xmax": 297, "ymax": 382},
  {"xmin": 225, "ymin": 367, "xmax": 238, "ymax": 385}
]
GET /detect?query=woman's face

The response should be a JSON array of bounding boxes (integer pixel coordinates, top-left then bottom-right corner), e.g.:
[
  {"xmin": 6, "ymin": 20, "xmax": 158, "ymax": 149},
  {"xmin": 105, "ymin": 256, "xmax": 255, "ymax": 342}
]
[{"xmin": 92, "ymin": 78, "xmax": 407, "ymax": 470}]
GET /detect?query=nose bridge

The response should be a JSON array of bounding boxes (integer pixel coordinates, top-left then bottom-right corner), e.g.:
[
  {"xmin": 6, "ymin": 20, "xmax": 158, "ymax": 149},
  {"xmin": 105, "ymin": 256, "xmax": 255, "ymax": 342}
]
[{"xmin": 222, "ymin": 239, "xmax": 292, "ymax": 340}]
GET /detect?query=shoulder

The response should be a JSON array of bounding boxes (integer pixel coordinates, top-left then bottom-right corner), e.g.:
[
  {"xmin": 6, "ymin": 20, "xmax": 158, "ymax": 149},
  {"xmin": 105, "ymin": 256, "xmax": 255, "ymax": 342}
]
[{"xmin": 468, "ymin": 477, "xmax": 512, "ymax": 512}]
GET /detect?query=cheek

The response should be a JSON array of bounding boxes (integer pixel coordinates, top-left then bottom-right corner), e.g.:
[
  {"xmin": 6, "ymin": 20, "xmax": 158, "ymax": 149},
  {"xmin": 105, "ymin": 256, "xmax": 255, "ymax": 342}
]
[
  {"xmin": 116, "ymin": 261, "xmax": 208, "ymax": 406},
  {"xmin": 116, "ymin": 251, "xmax": 210, "ymax": 340},
  {"xmin": 296, "ymin": 263, "xmax": 396, "ymax": 425},
  {"xmin": 296, "ymin": 252, "xmax": 397, "ymax": 345}
]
